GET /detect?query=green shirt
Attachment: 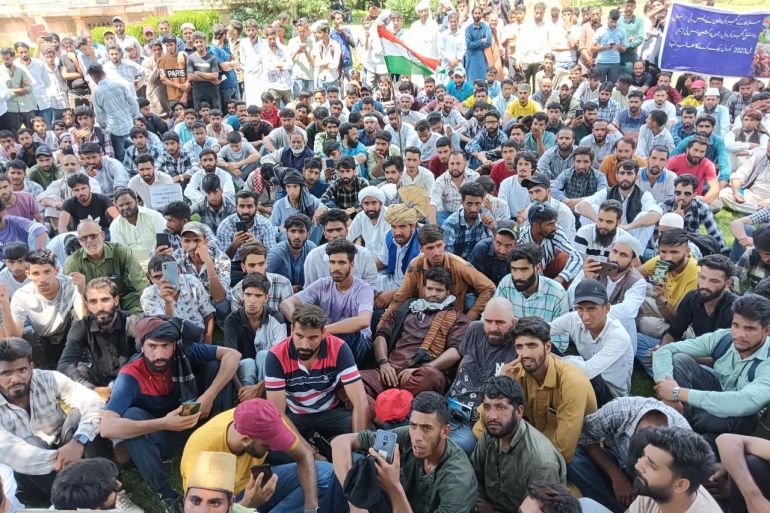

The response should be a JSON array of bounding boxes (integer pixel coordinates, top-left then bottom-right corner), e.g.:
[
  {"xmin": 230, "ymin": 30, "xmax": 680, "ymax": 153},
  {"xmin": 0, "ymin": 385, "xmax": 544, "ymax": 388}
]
[
  {"xmin": 63, "ymin": 242, "xmax": 149, "ymax": 301},
  {"xmin": 652, "ymin": 329, "xmax": 770, "ymax": 418},
  {"xmin": 618, "ymin": 15, "xmax": 644, "ymax": 49},
  {"xmin": 357, "ymin": 427, "xmax": 478, "ymax": 513},
  {"xmin": 27, "ymin": 163, "xmax": 64, "ymax": 190},
  {"xmin": 471, "ymin": 420, "xmax": 566, "ymax": 513}
]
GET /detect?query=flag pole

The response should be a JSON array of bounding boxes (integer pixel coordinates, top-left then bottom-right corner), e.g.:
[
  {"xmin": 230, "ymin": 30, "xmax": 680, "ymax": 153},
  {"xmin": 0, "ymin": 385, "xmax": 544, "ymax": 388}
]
[{"xmin": 391, "ymin": 78, "xmax": 404, "ymax": 157}]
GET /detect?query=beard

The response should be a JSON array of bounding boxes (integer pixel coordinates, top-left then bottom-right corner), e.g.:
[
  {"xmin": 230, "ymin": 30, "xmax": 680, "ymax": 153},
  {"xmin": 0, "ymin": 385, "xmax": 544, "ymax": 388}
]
[
  {"xmin": 93, "ymin": 307, "xmax": 117, "ymax": 328},
  {"xmin": 364, "ymin": 208, "xmax": 380, "ymax": 219},
  {"xmin": 239, "ymin": 212, "xmax": 255, "ymax": 225},
  {"xmin": 0, "ymin": 381, "xmax": 30, "ymax": 401},
  {"xmin": 633, "ymin": 474, "xmax": 673, "ymax": 503},
  {"xmin": 143, "ymin": 354, "xmax": 170, "ymax": 373},
  {"xmin": 543, "ymin": 230, "xmax": 556, "ymax": 240},
  {"xmin": 595, "ymin": 226, "xmax": 617, "ymax": 247},
  {"xmin": 121, "ymin": 206, "xmax": 138, "ymax": 219},
  {"xmin": 686, "ymin": 154, "xmax": 702, "ymax": 166},
  {"xmin": 202, "ymin": 164, "xmax": 217, "ymax": 174},
  {"xmin": 513, "ymin": 273, "xmax": 537, "ymax": 292},
  {"xmin": 698, "ymin": 287, "xmax": 723, "ymax": 302},
  {"xmin": 141, "ymin": 174, "xmax": 154, "ymax": 184},
  {"xmin": 295, "ymin": 346, "xmax": 320, "ymax": 361},
  {"xmin": 486, "ymin": 415, "xmax": 519, "ymax": 439},
  {"xmin": 666, "ymin": 255, "xmax": 688, "ymax": 273}
]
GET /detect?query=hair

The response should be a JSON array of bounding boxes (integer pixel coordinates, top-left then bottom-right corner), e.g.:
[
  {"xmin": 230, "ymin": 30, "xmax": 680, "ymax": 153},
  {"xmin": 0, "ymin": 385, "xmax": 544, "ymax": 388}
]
[
  {"xmin": 86, "ymin": 277, "xmax": 119, "ymax": 297},
  {"xmin": 162, "ymin": 131, "xmax": 180, "ymax": 143},
  {"xmin": 509, "ymin": 243, "xmax": 541, "ymax": 266},
  {"xmin": 383, "ymin": 156, "xmax": 404, "ymax": 173},
  {"xmin": 201, "ymin": 174, "xmax": 221, "ymax": 194},
  {"xmin": 303, "ymin": 157, "xmax": 322, "ymax": 172},
  {"xmin": 241, "ymin": 273, "xmax": 270, "ymax": 295},
  {"xmin": 114, "ymin": 188, "xmax": 137, "ymax": 203},
  {"xmin": 284, "ymin": 213, "xmax": 311, "ymax": 231},
  {"xmin": 514, "ymin": 151, "xmax": 539, "ymax": 170},
  {"xmin": 658, "ymin": 227, "xmax": 689, "ymax": 248},
  {"xmin": 599, "ymin": 199, "xmax": 623, "ymax": 220},
  {"xmin": 25, "ymin": 248, "xmax": 57, "ymax": 267},
  {"xmin": 163, "ymin": 201, "xmax": 191, "ymax": 221},
  {"xmin": 617, "ymin": 159, "xmax": 640, "ymax": 174},
  {"xmin": 698, "ymin": 254, "xmax": 735, "ymax": 280},
  {"xmin": 147, "ymin": 253, "xmax": 176, "ymax": 274},
  {"xmin": 754, "ymin": 277, "xmax": 770, "ymax": 301},
  {"xmin": 325, "ymin": 238, "xmax": 357, "ymax": 262},
  {"xmin": 319, "ymin": 208, "xmax": 350, "ymax": 227},
  {"xmin": 649, "ymin": 145, "xmax": 671, "ymax": 159},
  {"xmin": 572, "ymin": 146, "xmax": 595, "ymax": 162},
  {"xmin": 647, "ymin": 109, "xmax": 668, "ymax": 127},
  {"xmin": 0, "ymin": 337, "xmax": 34, "ymax": 363},
  {"xmin": 583, "ymin": 102, "xmax": 599, "ymax": 113},
  {"xmin": 695, "ymin": 114, "xmax": 716, "ymax": 127},
  {"xmin": 50, "ymin": 457, "xmax": 120, "ymax": 509},
  {"xmin": 236, "ymin": 241, "xmax": 268, "ymax": 262},
  {"xmin": 417, "ymin": 224, "xmax": 444, "ymax": 246},
  {"xmin": 511, "ymin": 316, "xmax": 551, "ymax": 346},
  {"xmin": 403, "ymin": 146, "xmax": 421, "ymax": 159},
  {"xmin": 3, "ymin": 241, "xmax": 28, "ymax": 261},
  {"xmin": 66, "ymin": 173, "xmax": 91, "ymax": 189},
  {"xmin": 411, "ymin": 391, "xmax": 450, "ymax": 425},
  {"xmin": 642, "ymin": 427, "xmax": 716, "ymax": 493},
  {"xmin": 424, "ymin": 266, "xmax": 453, "ymax": 291},
  {"xmin": 129, "ymin": 126, "xmax": 148, "ymax": 139},
  {"xmin": 525, "ymin": 482, "xmax": 581, "ymax": 513},
  {"xmin": 323, "ymin": 140, "xmax": 341, "ymax": 156},
  {"xmin": 755, "ymin": 225, "xmax": 770, "ymax": 252},
  {"xmin": 80, "ymin": 142, "xmax": 102, "ymax": 155},
  {"xmin": 235, "ymin": 190, "xmax": 258, "ymax": 207},
  {"xmin": 459, "ymin": 182, "xmax": 485, "ymax": 201},
  {"xmin": 673, "ymin": 173, "xmax": 698, "ymax": 191},
  {"xmin": 374, "ymin": 130, "xmax": 392, "ymax": 143},
  {"xmin": 686, "ymin": 136, "xmax": 710, "ymax": 150},
  {"xmin": 337, "ymin": 156, "xmax": 356, "ymax": 171},
  {"xmin": 199, "ymin": 149, "xmax": 218, "ymax": 162},
  {"xmin": 481, "ymin": 375, "xmax": 524, "ymax": 407},
  {"xmin": 733, "ymin": 293, "xmax": 770, "ymax": 327},
  {"xmin": 291, "ymin": 303, "xmax": 326, "ymax": 329},
  {"xmin": 680, "ymin": 105, "xmax": 697, "ymax": 117}
]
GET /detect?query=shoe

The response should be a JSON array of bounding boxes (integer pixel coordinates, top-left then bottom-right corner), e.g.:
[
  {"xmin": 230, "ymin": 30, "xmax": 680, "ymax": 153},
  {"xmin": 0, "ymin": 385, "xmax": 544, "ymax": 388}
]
[
  {"xmin": 159, "ymin": 494, "xmax": 183, "ymax": 513},
  {"xmin": 116, "ymin": 490, "xmax": 144, "ymax": 513},
  {"xmin": 113, "ymin": 442, "xmax": 131, "ymax": 467}
]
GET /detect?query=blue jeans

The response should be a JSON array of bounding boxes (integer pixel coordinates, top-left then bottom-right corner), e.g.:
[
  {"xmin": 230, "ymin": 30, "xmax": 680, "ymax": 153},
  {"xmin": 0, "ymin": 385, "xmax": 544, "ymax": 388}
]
[
  {"xmin": 568, "ymin": 446, "xmax": 626, "ymax": 513},
  {"xmin": 237, "ymin": 350, "xmax": 269, "ymax": 385},
  {"xmin": 260, "ymin": 461, "xmax": 345, "ymax": 513},
  {"xmin": 219, "ymin": 86, "xmax": 240, "ymax": 109},
  {"xmin": 292, "ymin": 79, "xmax": 314, "ymax": 98},
  {"xmin": 339, "ymin": 332, "xmax": 373, "ymax": 368},
  {"xmin": 110, "ymin": 132, "xmax": 129, "ymax": 164},
  {"xmin": 731, "ymin": 225, "xmax": 754, "ymax": 263},
  {"xmin": 595, "ymin": 63, "xmax": 621, "ymax": 84},
  {"xmin": 448, "ymin": 419, "xmax": 478, "ymax": 454},
  {"xmin": 635, "ymin": 332, "xmax": 660, "ymax": 378}
]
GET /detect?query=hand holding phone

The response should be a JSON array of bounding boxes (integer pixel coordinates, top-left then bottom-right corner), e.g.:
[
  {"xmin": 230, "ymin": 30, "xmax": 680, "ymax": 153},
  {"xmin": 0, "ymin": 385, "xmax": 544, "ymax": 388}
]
[
  {"xmin": 180, "ymin": 401, "xmax": 201, "ymax": 416},
  {"xmin": 162, "ymin": 261, "xmax": 180, "ymax": 290},
  {"xmin": 250, "ymin": 464, "xmax": 273, "ymax": 485},
  {"xmin": 373, "ymin": 429, "xmax": 398, "ymax": 464},
  {"xmin": 235, "ymin": 221, "xmax": 247, "ymax": 233},
  {"xmin": 156, "ymin": 232, "xmax": 170, "ymax": 248}
]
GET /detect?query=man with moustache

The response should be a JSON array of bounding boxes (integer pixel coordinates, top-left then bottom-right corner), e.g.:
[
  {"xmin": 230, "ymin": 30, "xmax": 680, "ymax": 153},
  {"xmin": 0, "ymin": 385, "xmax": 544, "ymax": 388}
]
[
  {"xmin": 499, "ymin": 318, "xmax": 597, "ymax": 463},
  {"xmin": 576, "ymin": 159, "xmax": 663, "ymax": 253},
  {"xmin": 109, "ymin": 189, "xmax": 166, "ymax": 270},
  {"xmin": 374, "ymin": 203, "xmax": 420, "ymax": 303},
  {"xmin": 281, "ymin": 239, "xmax": 374, "ymax": 366},
  {"xmin": 671, "ymin": 106, "xmax": 697, "ymax": 146},
  {"xmin": 638, "ymin": 146, "xmax": 676, "ymax": 203},
  {"xmin": 100, "ymin": 316, "xmax": 240, "ymax": 513},
  {"xmin": 536, "ymin": 128, "xmax": 576, "ymax": 180},
  {"xmin": 78, "ymin": 142, "xmax": 129, "ymax": 197},
  {"xmin": 551, "ymin": 146, "xmax": 609, "ymax": 210},
  {"xmin": 442, "ymin": 182, "xmax": 496, "ymax": 261},
  {"xmin": 659, "ymin": 174, "xmax": 727, "ymax": 253},
  {"xmin": 348, "ymin": 186, "xmax": 388, "ymax": 257},
  {"xmin": 126, "ymin": 154, "xmax": 174, "ymax": 210},
  {"xmin": 628, "ymin": 427, "xmax": 721, "ymax": 513},
  {"xmin": 64, "ymin": 219, "xmax": 148, "ymax": 315},
  {"xmin": 517, "ymin": 204, "xmax": 583, "ymax": 286},
  {"xmin": 444, "ymin": 297, "xmax": 518, "ymax": 453},
  {"xmin": 185, "ymin": 149, "xmax": 236, "ymax": 206},
  {"xmin": 331, "ymin": 391, "xmax": 478, "ymax": 513},
  {"xmin": 575, "ymin": 200, "xmax": 629, "ymax": 262},
  {"xmin": 636, "ymin": 255, "xmax": 736, "ymax": 377},
  {"xmin": 27, "ymin": 146, "xmax": 64, "ymax": 191},
  {"xmin": 470, "ymin": 221, "xmax": 518, "ymax": 286},
  {"xmin": 579, "ymin": 118, "xmax": 622, "ymax": 168},
  {"xmin": 58, "ymin": 277, "xmax": 141, "ymax": 402},
  {"xmin": 0, "ymin": 337, "xmax": 108, "ymax": 503},
  {"xmin": 471, "ymin": 376, "xmax": 567, "ymax": 513},
  {"xmin": 267, "ymin": 215, "xmax": 316, "ymax": 293},
  {"xmin": 318, "ymin": 157, "xmax": 370, "ymax": 215},
  {"xmin": 672, "ymin": 115, "xmax": 731, "ymax": 188},
  {"xmin": 57, "ymin": 174, "xmax": 120, "ymax": 235}
]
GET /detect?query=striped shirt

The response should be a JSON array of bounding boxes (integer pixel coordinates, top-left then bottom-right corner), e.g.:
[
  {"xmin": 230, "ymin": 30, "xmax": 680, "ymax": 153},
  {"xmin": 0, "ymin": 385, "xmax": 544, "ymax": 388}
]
[
  {"xmin": 517, "ymin": 224, "xmax": 584, "ymax": 282},
  {"xmin": 91, "ymin": 79, "xmax": 140, "ymax": 137},
  {"xmin": 264, "ymin": 333, "xmax": 361, "ymax": 415}
]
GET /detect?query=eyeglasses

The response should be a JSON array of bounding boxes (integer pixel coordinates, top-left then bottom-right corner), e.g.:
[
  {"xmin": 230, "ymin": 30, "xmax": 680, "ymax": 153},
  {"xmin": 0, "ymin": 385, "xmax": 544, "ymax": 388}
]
[{"xmin": 78, "ymin": 233, "xmax": 101, "ymax": 243}]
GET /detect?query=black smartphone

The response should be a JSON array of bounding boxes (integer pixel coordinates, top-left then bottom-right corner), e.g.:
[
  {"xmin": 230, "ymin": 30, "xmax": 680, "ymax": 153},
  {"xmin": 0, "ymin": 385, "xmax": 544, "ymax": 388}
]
[
  {"xmin": 598, "ymin": 261, "xmax": 619, "ymax": 277},
  {"xmin": 235, "ymin": 221, "xmax": 247, "ymax": 233},
  {"xmin": 310, "ymin": 432, "xmax": 333, "ymax": 461},
  {"xmin": 180, "ymin": 401, "xmax": 200, "ymax": 416},
  {"xmin": 156, "ymin": 232, "xmax": 170, "ymax": 248},
  {"xmin": 250, "ymin": 464, "xmax": 273, "ymax": 484},
  {"xmin": 373, "ymin": 429, "xmax": 398, "ymax": 464},
  {"xmin": 575, "ymin": 109, "xmax": 584, "ymax": 117}
]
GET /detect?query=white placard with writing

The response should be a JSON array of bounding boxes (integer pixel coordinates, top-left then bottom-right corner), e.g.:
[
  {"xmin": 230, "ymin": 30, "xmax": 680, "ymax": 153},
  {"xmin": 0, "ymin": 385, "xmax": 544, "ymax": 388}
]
[{"xmin": 149, "ymin": 184, "xmax": 184, "ymax": 210}]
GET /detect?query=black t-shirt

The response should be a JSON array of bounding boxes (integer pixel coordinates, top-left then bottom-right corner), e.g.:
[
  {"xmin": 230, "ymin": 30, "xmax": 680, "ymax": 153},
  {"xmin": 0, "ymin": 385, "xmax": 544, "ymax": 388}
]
[
  {"xmin": 186, "ymin": 51, "xmax": 219, "ymax": 94},
  {"xmin": 62, "ymin": 193, "xmax": 113, "ymax": 231},
  {"xmin": 240, "ymin": 120, "xmax": 273, "ymax": 143}
]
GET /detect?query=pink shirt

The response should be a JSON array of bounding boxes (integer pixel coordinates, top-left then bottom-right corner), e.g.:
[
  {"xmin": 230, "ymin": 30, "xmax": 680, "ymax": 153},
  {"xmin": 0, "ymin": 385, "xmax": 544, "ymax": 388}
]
[
  {"xmin": 666, "ymin": 154, "xmax": 716, "ymax": 195},
  {"xmin": 5, "ymin": 192, "xmax": 39, "ymax": 221}
]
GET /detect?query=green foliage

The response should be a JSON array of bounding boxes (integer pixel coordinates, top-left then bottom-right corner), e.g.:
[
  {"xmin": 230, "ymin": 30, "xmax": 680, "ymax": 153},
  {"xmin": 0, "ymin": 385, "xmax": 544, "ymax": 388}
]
[
  {"xmin": 89, "ymin": 10, "xmax": 221, "ymax": 46},
  {"xmin": 230, "ymin": 0, "xmax": 329, "ymax": 26},
  {"xmin": 384, "ymin": 0, "xmax": 439, "ymax": 24}
]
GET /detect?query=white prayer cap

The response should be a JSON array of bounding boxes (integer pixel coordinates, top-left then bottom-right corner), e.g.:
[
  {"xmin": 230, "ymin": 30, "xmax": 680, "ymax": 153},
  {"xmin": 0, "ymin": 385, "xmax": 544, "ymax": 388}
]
[
  {"xmin": 660, "ymin": 212, "xmax": 685, "ymax": 229},
  {"xmin": 416, "ymin": 0, "xmax": 431, "ymax": 12},
  {"xmin": 358, "ymin": 185, "xmax": 386, "ymax": 205},
  {"xmin": 705, "ymin": 87, "xmax": 720, "ymax": 97}
]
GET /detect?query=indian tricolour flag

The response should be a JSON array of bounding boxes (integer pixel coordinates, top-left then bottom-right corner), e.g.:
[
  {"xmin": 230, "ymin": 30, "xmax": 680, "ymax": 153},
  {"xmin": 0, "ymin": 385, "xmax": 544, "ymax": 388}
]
[{"xmin": 377, "ymin": 25, "xmax": 439, "ymax": 76}]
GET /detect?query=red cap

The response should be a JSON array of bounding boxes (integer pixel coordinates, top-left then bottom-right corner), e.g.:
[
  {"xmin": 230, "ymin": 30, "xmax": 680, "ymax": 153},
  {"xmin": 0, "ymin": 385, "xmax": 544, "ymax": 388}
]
[
  {"xmin": 691, "ymin": 80, "xmax": 706, "ymax": 89},
  {"xmin": 375, "ymin": 389, "xmax": 413, "ymax": 422},
  {"xmin": 233, "ymin": 399, "xmax": 297, "ymax": 451}
]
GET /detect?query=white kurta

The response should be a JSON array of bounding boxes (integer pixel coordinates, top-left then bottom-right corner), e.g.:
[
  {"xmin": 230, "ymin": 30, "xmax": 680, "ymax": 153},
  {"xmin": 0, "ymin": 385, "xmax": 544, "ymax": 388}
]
[{"xmin": 240, "ymin": 37, "xmax": 266, "ymax": 107}]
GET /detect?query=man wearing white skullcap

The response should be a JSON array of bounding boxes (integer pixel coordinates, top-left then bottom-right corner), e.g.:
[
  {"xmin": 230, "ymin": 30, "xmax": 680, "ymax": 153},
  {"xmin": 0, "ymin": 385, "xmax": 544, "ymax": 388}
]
[{"xmin": 348, "ymin": 186, "xmax": 390, "ymax": 256}]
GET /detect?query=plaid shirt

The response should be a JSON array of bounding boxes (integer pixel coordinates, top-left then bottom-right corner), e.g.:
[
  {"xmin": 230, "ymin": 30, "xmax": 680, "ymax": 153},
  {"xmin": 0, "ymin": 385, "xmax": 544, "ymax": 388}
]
[
  {"xmin": 658, "ymin": 198, "xmax": 727, "ymax": 253},
  {"xmin": 536, "ymin": 146, "xmax": 575, "ymax": 179},
  {"xmin": 172, "ymin": 243, "xmax": 232, "ymax": 301},
  {"xmin": 231, "ymin": 271, "xmax": 292, "ymax": 313},
  {"xmin": 217, "ymin": 213, "xmax": 277, "ymax": 260},
  {"xmin": 465, "ymin": 128, "xmax": 508, "ymax": 155},
  {"xmin": 430, "ymin": 169, "xmax": 481, "ymax": 213},
  {"xmin": 192, "ymin": 196, "xmax": 237, "ymax": 233},
  {"xmin": 123, "ymin": 144, "xmax": 162, "ymax": 177},
  {"xmin": 597, "ymin": 99, "xmax": 621, "ymax": 124},
  {"xmin": 578, "ymin": 397, "xmax": 690, "ymax": 460},
  {"xmin": 155, "ymin": 149, "xmax": 196, "ymax": 178},
  {"xmin": 319, "ymin": 176, "xmax": 370, "ymax": 210},
  {"xmin": 442, "ymin": 208, "xmax": 494, "ymax": 260},
  {"xmin": 495, "ymin": 274, "xmax": 570, "ymax": 350},
  {"xmin": 737, "ymin": 248, "xmax": 769, "ymax": 293},
  {"xmin": 70, "ymin": 127, "xmax": 115, "ymax": 158},
  {"xmin": 517, "ymin": 224, "xmax": 583, "ymax": 282},
  {"xmin": 728, "ymin": 93, "xmax": 753, "ymax": 123},
  {"xmin": 0, "ymin": 370, "xmax": 104, "ymax": 475}
]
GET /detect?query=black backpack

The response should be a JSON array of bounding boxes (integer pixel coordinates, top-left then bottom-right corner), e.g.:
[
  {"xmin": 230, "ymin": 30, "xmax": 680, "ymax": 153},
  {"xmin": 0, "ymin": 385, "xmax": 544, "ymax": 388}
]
[
  {"xmin": 687, "ymin": 233, "xmax": 723, "ymax": 257},
  {"xmin": 711, "ymin": 332, "xmax": 768, "ymax": 382}
]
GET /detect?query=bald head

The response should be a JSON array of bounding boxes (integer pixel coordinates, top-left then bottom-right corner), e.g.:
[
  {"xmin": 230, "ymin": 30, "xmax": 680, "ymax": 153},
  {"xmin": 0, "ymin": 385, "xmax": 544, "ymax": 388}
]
[
  {"xmin": 76, "ymin": 219, "xmax": 101, "ymax": 235},
  {"xmin": 482, "ymin": 297, "xmax": 515, "ymax": 345}
]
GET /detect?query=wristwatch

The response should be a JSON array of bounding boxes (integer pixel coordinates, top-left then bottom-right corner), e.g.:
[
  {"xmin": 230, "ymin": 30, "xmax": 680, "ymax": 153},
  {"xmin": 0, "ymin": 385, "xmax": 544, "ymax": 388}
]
[
  {"xmin": 74, "ymin": 434, "xmax": 89, "ymax": 446},
  {"xmin": 671, "ymin": 386, "xmax": 681, "ymax": 402},
  {"xmin": 377, "ymin": 358, "xmax": 388, "ymax": 366}
]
